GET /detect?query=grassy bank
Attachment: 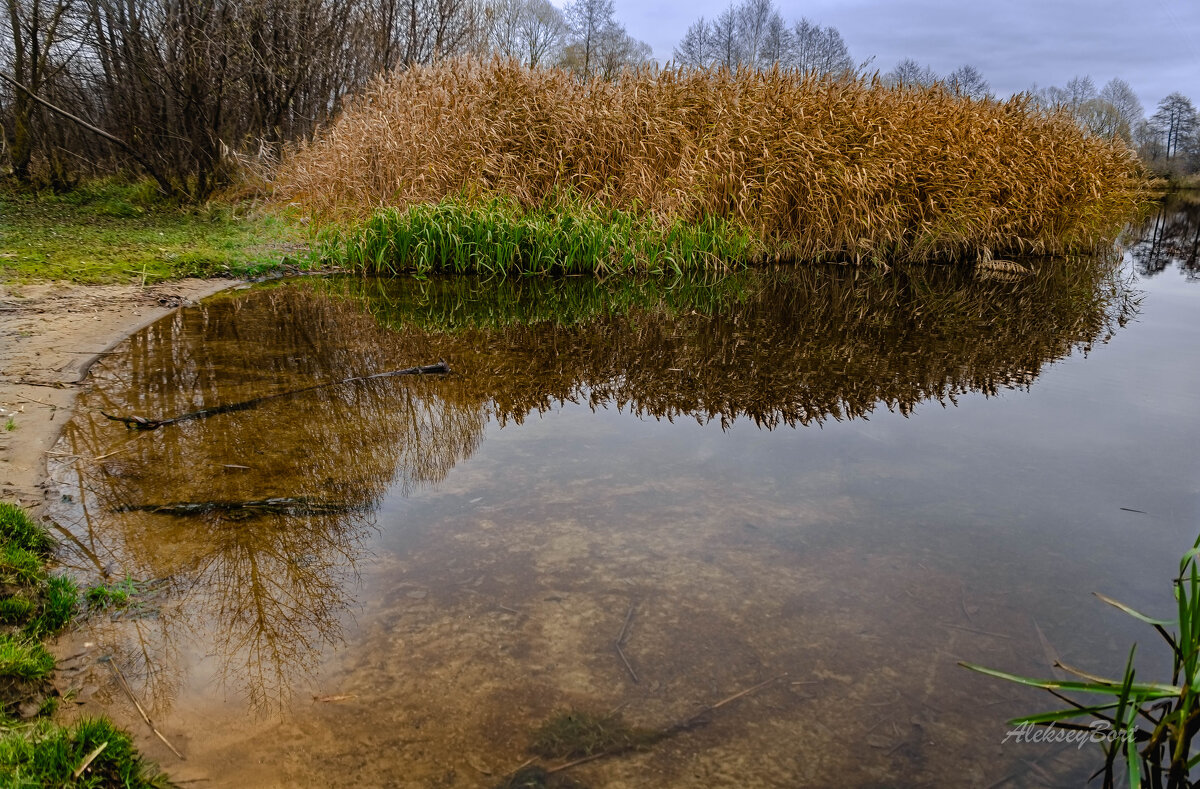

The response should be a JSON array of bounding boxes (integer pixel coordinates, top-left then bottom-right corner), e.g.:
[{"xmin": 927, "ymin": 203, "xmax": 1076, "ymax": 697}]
[
  {"xmin": 0, "ymin": 502, "xmax": 170, "ymax": 787},
  {"xmin": 320, "ymin": 194, "xmax": 763, "ymax": 276},
  {"xmin": 281, "ymin": 59, "xmax": 1146, "ymax": 275},
  {"xmin": 0, "ymin": 180, "xmax": 307, "ymax": 284}
]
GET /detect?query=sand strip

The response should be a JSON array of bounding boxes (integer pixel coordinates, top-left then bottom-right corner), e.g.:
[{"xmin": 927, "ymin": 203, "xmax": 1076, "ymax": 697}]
[{"xmin": 0, "ymin": 278, "xmax": 240, "ymax": 509}]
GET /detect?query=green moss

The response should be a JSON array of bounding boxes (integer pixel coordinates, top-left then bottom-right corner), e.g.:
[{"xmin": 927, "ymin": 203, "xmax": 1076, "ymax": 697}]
[
  {"xmin": 0, "ymin": 717, "xmax": 174, "ymax": 788},
  {"xmin": 0, "ymin": 180, "xmax": 310, "ymax": 284}
]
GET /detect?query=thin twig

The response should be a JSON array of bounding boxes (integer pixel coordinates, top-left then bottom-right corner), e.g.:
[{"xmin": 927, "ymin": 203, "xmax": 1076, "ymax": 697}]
[
  {"xmin": 15, "ymin": 393, "xmax": 58, "ymax": 408},
  {"xmin": 942, "ymin": 622, "xmax": 1012, "ymax": 639},
  {"xmin": 616, "ymin": 602, "xmax": 637, "ymax": 645},
  {"xmin": 615, "ymin": 642, "xmax": 639, "ymax": 684},
  {"xmin": 707, "ymin": 673, "xmax": 787, "ymax": 712},
  {"xmin": 107, "ymin": 660, "xmax": 184, "ymax": 759},
  {"xmin": 614, "ymin": 601, "xmax": 639, "ymax": 683}
]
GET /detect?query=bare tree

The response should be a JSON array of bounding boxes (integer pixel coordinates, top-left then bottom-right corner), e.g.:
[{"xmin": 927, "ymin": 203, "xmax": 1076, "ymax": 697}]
[
  {"xmin": 518, "ymin": 0, "xmax": 564, "ymax": 68},
  {"xmin": 1063, "ymin": 75, "xmax": 1097, "ymax": 111},
  {"xmin": 759, "ymin": 12, "xmax": 790, "ymax": 68},
  {"xmin": 673, "ymin": 17, "xmax": 711, "ymax": 68},
  {"xmin": 593, "ymin": 24, "xmax": 651, "ymax": 80},
  {"xmin": 563, "ymin": 0, "xmax": 612, "ymax": 80},
  {"xmin": 1099, "ymin": 77, "xmax": 1143, "ymax": 139},
  {"xmin": 3, "ymin": 0, "xmax": 81, "ymax": 182},
  {"xmin": 791, "ymin": 18, "xmax": 851, "ymax": 76},
  {"xmin": 1078, "ymin": 98, "xmax": 1129, "ymax": 141},
  {"xmin": 948, "ymin": 64, "xmax": 990, "ymax": 100},
  {"xmin": 1150, "ymin": 92, "xmax": 1198, "ymax": 159},
  {"xmin": 735, "ymin": 0, "xmax": 772, "ymax": 69},
  {"xmin": 709, "ymin": 4, "xmax": 741, "ymax": 71},
  {"xmin": 886, "ymin": 58, "xmax": 937, "ymax": 88}
]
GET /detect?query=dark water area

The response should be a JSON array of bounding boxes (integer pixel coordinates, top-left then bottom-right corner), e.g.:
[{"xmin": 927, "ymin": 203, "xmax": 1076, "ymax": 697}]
[{"xmin": 48, "ymin": 215, "xmax": 1199, "ymax": 787}]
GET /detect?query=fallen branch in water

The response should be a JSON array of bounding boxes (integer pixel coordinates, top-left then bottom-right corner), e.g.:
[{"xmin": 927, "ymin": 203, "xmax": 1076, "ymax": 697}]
[
  {"xmin": 106, "ymin": 658, "xmax": 185, "ymax": 759},
  {"xmin": 101, "ymin": 361, "xmax": 450, "ymax": 430},
  {"xmin": 115, "ymin": 496, "xmax": 364, "ymax": 517}
]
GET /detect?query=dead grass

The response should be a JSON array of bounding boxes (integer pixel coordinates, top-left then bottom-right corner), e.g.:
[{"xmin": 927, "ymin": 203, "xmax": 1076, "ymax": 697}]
[{"xmin": 276, "ymin": 59, "xmax": 1145, "ymax": 269}]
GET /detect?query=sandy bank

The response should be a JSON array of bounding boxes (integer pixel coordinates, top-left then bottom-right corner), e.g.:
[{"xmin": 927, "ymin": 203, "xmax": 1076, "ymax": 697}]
[{"xmin": 0, "ymin": 278, "xmax": 239, "ymax": 509}]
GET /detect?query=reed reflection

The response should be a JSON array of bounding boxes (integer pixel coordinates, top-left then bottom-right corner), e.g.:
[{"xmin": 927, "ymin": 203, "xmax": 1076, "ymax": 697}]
[{"xmin": 51, "ymin": 256, "xmax": 1136, "ymax": 713}]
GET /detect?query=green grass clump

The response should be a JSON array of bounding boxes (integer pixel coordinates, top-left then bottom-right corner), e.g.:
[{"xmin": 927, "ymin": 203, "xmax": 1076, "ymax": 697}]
[
  {"xmin": 322, "ymin": 194, "xmax": 763, "ymax": 276},
  {"xmin": 85, "ymin": 578, "xmax": 138, "ymax": 611},
  {"xmin": 0, "ymin": 598, "xmax": 35, "ymax": 626},
  {"xmin": 0, "ymin": 503, "xmax": 163, "ymax": 787},
  {"xmin": 26, "ymin": 577, "xmax": 78, "ymax": 638},
  {"xmin": 0, "ymin": 547, "xmax": 43, "ymax": 588},
  {"xmin": 0, "ymin": 504, "xmax": 51, "ymax": 558},
  {"xmin": 0, "ymin": 717, "xmax": 173, "ymax": 788},
  {"xmin": 0, "ymin": 179, "xmax": 309, "ymax": 284},
  {"xmin": 0, "ymin": 637, "xmax": 54, "ymax": 683}
]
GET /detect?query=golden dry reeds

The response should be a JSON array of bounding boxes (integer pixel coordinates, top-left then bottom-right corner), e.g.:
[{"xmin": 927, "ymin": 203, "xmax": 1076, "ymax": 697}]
[{"xmin": 276, "ymin": 58, "xmax": 1146, "ymax": 271}]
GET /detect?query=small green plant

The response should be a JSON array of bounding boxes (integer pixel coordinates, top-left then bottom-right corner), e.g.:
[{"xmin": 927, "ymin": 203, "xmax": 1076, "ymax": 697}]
[
  {"xmin": 4, "ymin": 417, "xmax": 14, "ymax": 431},
  {"xmin": 963, "ymin": 534, "xmax": 1200, "ymax": 787},
  {"xmin": 85, "ymin": 577, "xmax": 139, "ymax": 611}
]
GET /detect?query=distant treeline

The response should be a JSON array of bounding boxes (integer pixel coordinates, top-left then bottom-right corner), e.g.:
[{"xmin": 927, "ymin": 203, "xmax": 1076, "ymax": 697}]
[{"xmin": 2, "ymin": 0, "xmax": 1194, "ymax": 198}]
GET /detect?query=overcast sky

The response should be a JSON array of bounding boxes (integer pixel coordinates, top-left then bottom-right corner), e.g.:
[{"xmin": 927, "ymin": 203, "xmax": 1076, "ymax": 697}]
[{"xmin": 593, "ymin": 0, "xmax": 1199, "ymax": 114}]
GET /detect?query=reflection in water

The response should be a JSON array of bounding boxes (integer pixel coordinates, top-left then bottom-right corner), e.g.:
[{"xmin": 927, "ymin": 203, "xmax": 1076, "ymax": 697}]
[
  {"xmin": 1130, "ymin": 192, "xmax": 1200, "ymax": 280},
  {"xmin": 51, "ymin": 258, "xmax": 1134, "ymax": 719}
]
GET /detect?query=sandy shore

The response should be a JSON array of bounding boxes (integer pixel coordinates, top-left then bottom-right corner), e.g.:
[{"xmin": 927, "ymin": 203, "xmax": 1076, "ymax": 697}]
[{"xmin": 0, "ymin": 278, "xmax": 239, "ymax": 510}]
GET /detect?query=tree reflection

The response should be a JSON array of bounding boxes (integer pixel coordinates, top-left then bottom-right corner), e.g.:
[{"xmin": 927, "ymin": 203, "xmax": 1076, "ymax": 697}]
[
  {"xmin": 1129, "ymin": 194, "xmax": 1200, "ymax": 280},
  {"xmin": 50, "ymin": 256, "xmax": 1136, "ymax": 713}
]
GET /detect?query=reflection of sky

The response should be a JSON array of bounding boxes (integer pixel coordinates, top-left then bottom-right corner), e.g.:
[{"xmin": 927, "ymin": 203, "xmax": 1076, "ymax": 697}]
[{"xmin": 561, "ymin": 0, "xmax": 1200, "ymax": 110}]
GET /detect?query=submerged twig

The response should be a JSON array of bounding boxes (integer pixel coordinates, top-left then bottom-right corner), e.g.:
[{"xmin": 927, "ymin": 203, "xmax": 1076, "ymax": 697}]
[
  {"xmin": 541, "ymin": 673, "xmax": 788, "ymax": 777},
  {"xmin": 614, "ymin": 602, "xmax": 639, "ymax": 684},
  {"xmin": 115, "ymin": 496, "xmax": 363, "ymax": 517},
  {"xmin": 106, "ymin": 659, "xmax": 184, "ymax": 759},
  {"xmin": 100, "ymin": 361, "xmax": 450, "ymax": 430}
]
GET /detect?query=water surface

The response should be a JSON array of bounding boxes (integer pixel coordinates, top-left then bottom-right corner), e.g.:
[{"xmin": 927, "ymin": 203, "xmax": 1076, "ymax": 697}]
[{"xmin": 49, "ymin": 221, "xmax": 1200, "ymax": 787}]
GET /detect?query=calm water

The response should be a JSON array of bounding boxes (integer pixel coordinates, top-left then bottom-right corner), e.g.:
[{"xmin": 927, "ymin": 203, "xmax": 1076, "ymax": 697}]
[{"xmin": 49, "ymin": 203, "xmax": 1200, "ymax": 787}]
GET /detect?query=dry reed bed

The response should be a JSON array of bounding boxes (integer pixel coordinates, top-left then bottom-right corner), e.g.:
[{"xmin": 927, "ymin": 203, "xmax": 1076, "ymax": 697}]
[{"xmin": 276, "ymin": 59, "xmax": 1145, "ymax": 271}]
